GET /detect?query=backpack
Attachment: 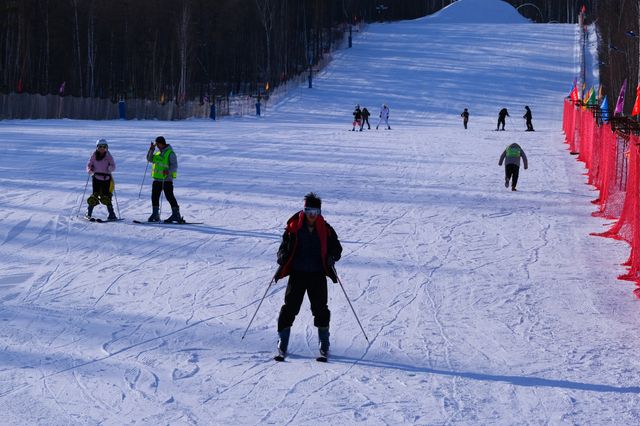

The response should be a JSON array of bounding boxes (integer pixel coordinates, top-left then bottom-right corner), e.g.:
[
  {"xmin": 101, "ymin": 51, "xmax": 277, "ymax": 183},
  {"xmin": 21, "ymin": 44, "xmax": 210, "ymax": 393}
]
[{"xmin": 506, "ymin": 146, "xmax": 521, "ymax": 158}]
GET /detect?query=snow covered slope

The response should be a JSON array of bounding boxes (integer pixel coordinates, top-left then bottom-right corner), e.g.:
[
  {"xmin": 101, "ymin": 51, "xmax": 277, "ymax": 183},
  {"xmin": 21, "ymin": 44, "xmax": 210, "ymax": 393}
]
[
  {"xmin": 427, "ymin": 0, "xmax": 529, "ymax": 23},
  {"xmin": 1, "ymin": 0, "xmax": 639, "ymax": 424},
  {"xmin": 274, "ymin": 5, "xmax": 574, "ymax": 129}
]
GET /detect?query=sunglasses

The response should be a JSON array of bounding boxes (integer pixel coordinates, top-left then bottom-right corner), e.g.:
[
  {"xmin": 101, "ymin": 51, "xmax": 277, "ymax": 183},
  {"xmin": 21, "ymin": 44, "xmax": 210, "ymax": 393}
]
[
  {"xmin": 97, "ymin": 144, "xmax": 108, "ymax": 149},
  {"xmin": 304, "ymin": 207, "xmax": 321, "ymax": 216}
]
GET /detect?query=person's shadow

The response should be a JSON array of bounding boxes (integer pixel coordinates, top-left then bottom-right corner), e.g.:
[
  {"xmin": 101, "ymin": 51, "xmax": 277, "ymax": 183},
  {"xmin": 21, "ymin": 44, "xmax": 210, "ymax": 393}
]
[{"xmin": 328, "ymin": 355, "xmax": 640, "ymax": 394}]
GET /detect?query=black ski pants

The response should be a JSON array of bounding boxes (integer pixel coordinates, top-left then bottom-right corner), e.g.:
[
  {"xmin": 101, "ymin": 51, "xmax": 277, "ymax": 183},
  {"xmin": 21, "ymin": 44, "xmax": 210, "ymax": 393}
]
[
  {"xmin": 505, "ymin": 164, "xmax": 520, "ymax": 189},
  {"xmin": 497, "ymin": 116, "xmax": 506, "ymax": 130},
  {"xmin": 278, "ymin": 271, "xmax": 330, "ymax": 332},
  {"xmin": 151, "ymin": 180, "xmax": 179, "ymax": 209},
  {"xmin": 88, "ymin": 176, "xmax": 113, "ymax": 207}
]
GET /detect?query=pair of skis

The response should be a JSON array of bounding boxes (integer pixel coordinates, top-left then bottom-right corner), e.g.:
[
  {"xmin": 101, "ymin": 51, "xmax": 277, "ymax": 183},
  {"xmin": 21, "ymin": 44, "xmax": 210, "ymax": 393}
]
[
  {"xmin": 84, "ymin": 216, "xmax": 124, "ymax": 223},
  {"xmin": 132, "ymin": 220, "xmax": 203, "ymax": 225},
  {"xmin": 83, "ymin": 216, "xmax": 202, "ymax": 225},
  {"xmin": 274, "ymin": 347, "xmax": 328, "ymax": 363},
  {"xmin": 274, "ymin": 352, "xmax": 328, "ymax": 363}
]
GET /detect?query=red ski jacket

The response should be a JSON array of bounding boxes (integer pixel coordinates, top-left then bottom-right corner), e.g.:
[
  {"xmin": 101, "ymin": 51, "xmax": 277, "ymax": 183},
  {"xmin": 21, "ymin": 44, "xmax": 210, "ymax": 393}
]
[{"xmin": 275, "ymin": 211, "xmax": 342, "ymax": 283}]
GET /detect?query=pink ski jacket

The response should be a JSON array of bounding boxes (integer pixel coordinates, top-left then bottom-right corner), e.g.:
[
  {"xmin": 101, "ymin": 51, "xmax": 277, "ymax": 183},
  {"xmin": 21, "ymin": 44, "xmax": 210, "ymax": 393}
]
[{"xmin": 87, "ymin": 151, "xmax": 116, "ymax": 181}]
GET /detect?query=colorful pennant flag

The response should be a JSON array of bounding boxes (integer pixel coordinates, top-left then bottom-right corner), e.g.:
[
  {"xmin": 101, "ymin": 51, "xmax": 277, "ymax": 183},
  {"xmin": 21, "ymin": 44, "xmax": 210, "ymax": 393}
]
[
  {"xmin": 632, "ymin": 84, "xmax": 640, "ymax": 116},
  {"xmin": 598, "ymin": 84, "xmax": 603, "ymax": 101},
  {"xmin": 570, "ymin": 84, "xmax": 580, "ymax": 103},
  {"xmin": 587, "ymin": 87, "xmax": 597, "ymax": 106},
  {"xmin": 582, "ymin": 87, "xmax": 590, "ymax": 109},
  {"xmin": 601, "ymin": 96, "xmax": 609, "ymax": 123},
  {"xmin": 614, "ymin": 78, "xmax": 627, "ymax": 115}
]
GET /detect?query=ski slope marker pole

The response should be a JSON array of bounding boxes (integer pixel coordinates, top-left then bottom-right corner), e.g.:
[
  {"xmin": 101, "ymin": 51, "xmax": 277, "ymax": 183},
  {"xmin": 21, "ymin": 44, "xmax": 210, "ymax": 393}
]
[
  {"xmin": 333, "ymin": 266, "xmax": 369, "ymax": 342},
  {"xmin": 241, "ymin": 274, "xmax": 276, "ymax": 340},
  {"xmin": 76, "ymin": 174, "xmax": 91, "ymax": 217}
]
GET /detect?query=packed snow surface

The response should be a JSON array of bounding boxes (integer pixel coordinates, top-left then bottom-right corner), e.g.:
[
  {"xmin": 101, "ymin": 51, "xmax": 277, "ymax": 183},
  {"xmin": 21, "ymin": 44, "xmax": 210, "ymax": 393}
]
[{"xmin": 1, "ymin": 0, "xmax": 639, "ymax": 424}]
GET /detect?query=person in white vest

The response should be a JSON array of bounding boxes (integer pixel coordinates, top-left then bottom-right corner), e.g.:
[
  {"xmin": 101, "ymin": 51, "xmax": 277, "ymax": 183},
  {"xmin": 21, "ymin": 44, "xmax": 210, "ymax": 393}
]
[{"xmin": 376, "ymin": 104, "xmax": 391, "ymax": 130}]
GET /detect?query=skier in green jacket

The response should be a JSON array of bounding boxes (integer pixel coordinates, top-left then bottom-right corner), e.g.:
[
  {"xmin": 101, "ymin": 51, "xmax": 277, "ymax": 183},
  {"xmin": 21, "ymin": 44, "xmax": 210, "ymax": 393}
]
[{"xmin": 499, "ymin": 143, "xmax": 528, "ymax": 191}]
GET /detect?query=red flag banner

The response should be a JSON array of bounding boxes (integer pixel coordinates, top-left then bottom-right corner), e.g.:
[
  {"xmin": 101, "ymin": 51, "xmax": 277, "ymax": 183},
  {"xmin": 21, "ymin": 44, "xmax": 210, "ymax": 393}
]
[
  {"xmin": 570, "ymin": 85, "xmax": 579, "ymax": 103},
  {"xmin": 632, "ymin": 84, "xmax": 640, "ymax": 116}
]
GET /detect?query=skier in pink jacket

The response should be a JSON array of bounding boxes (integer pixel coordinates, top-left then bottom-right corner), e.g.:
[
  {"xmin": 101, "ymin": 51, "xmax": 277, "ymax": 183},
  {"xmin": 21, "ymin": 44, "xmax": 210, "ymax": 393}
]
[{"xmin": 86, "ymin": 139, "xmax": 117, "ymax": 220}]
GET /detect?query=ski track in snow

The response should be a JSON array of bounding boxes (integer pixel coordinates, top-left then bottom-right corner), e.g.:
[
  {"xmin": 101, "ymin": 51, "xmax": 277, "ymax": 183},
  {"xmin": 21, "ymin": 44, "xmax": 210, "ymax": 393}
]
[{"xmin": 2, "ymin": 6, "xmax": 640, "ymax": 425}]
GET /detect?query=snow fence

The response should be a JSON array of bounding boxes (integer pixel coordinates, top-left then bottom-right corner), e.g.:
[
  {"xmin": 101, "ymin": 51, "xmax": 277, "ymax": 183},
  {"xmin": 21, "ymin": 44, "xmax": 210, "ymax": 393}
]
[{"xmin": 563, "ymin": 99, "xmax": 640, "ymax": 297}]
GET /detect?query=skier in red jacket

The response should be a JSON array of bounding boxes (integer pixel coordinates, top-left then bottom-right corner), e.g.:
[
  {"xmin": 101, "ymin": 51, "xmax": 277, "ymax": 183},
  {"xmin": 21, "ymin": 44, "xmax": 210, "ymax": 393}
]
[{"xmin": 274, "ymin": 192, "xmax": 342, "ymax": 360}]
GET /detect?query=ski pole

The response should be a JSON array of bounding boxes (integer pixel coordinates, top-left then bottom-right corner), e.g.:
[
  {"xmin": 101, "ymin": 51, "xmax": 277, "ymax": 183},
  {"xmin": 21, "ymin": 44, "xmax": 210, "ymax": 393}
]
[
  {"xmin": 138, "ymin": 161, "xmax": 149, "ymax": 199},
  {"xmin": 76, "ymin": 174, "xmax": 91, "ymax": 217},
  {"xmin": 159, "ymin": 178, "xmax": 165, "ymax": 216},
  {"xmin": 242, "ymin": 274, "xmax": 276, "ymax": 340},
  {"xmin": 332, "ymin": 265, "xmax": 369, "ymax": 342},
  {"xmin": 113, "ymin": 188, "xmax": 121, "ymax": 219}
]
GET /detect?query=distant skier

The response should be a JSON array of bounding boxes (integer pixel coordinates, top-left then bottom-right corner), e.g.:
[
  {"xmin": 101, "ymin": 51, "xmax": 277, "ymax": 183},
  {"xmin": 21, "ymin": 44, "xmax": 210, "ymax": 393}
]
[
  {"xmin": 86, "ymin": 139, "xmax": 117, "ymax": 220},
  {"xmin": 360, "ymin": 107, "xmax": 371, "ymax": 130},
  {"xmin": 497, "ymin": 108, "xmax": 509, "ymax": 131},
  {"xmin": 461, "ymin": 108, "xmax": 469, "ymax": 129},
  {"xmin": 523, "ymin": 106, "xmax": 534, "ymax": 131},
  {"xmin": 274, "ymin": 192, "xmax": 343, "ymax": 361},
  {"xmin": 146, "ymin": 136, "xmax": 183, "ymax": 223},
  {"xmin": 376, "ymin": 104, "xmax": 391, "ymax": 130},
  {"xmin": 498, "ymin": 143, "xmax": 528, "ymax": 191},
  {"xmin": 352, "ymin": 105, "xmax": 362, "ymax": 131}
]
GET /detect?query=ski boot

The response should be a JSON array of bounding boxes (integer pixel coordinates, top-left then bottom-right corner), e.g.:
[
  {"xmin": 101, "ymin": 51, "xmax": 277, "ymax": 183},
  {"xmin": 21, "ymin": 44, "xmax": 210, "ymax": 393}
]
[
  {"xmin": 274, "ymin": 328, "xmax": 290, "ymax": 362},
  {"xmin": 317, "ymin": 327, "xmax": 330, "ymax": 362},
  {"xmin": 107, "ymin": 204, "xmax": 118, "ymax": 221},
  {"xmin": 164, "ymin": 206, "xmax": 184, "ymax": 223},
  {"xmin": 85, "ymin": 205, "xmax": 94, "ymax": 220},
  {"xmin": 148, "ymin": 206, "xmax": 160, "ymax": 222}
]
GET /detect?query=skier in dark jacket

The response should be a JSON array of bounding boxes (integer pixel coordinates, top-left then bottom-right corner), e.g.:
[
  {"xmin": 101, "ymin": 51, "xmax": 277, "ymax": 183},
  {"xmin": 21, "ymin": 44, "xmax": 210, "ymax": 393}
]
[
  {"xmin": 360, "ymin": 107, "xmax": 371, "ymax": 130},
  {"xmin": 352, "ymin": 105, "xmax": 362, "ymax": 131},
  {"xmin": 274, "ymin": 192, "xmax": 343, "ymax": 360},
  {"xmin": 499, "ymin": 143, "xmax": 528, "ymax": 191},
  {"xmin": 461, "ymin": 108, "xmax": 469, "ymax": 129},
  {"xmin": 497, "ymin": 108, "xmax": 509, "ymax": 131},
  {"xmin": 523, "ymin": 106, "xmax": 534, "ymax": 131}
]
